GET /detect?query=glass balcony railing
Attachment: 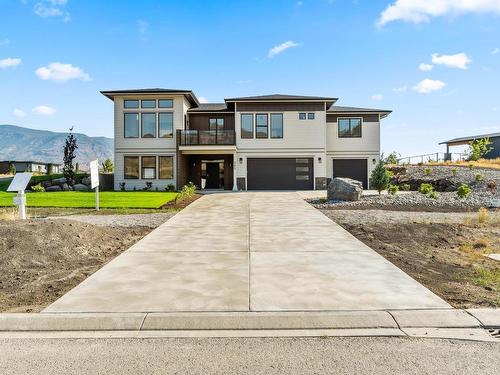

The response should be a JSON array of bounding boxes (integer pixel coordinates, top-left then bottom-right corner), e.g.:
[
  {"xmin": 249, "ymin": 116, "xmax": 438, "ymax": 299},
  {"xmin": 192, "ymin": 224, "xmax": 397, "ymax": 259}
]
[{"xmin": 179, "ymin": 130, "xmax": 236, "ymax": 146}]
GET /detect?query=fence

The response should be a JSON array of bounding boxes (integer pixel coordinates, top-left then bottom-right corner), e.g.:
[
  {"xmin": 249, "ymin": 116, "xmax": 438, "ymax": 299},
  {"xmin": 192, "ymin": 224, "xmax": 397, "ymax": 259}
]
[{"xmin": 396, "ymin": 152, "xmax": 467, "ymax": 165}]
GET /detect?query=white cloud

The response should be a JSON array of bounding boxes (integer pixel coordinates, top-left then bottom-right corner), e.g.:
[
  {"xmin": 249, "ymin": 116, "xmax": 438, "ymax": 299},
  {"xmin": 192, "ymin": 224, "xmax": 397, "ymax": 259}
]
[
  {"xmin": 371, "ymin": 94, "xmax": 384, "ymax": 101},
  {"xmin": 377, "ymin": 0, "xmax": 500, "ymax": 26},
  {"xmin": 35, "ymin": 62, "xmax": 91, "ymax": 82},
  {"xmin": 13, "ymin": 108, "xmax": 26, "ymax": 118},
  {"xmin": 34, "ymin": 0, "xmax": 70, "ymax": 21},
  {"xmin": 412, "ymin": 78, "xmax": 446, "ymax": 94},
  {"xmin": 492, "ymin": 47, "xmax": 500, "ymax": 55},
  {"xmin": 198, "ymin": 96, "xmax": 208, "ymax": 103},
  {"xmin": 392, "ymin": 85, "xmax": 408, "ymax": 93},
  {"xmin": 419, "ymin": 63, "xmax": 433, "ymax": 71},
  {"xmin": 431, "ymin": 53, "xmax": 471, "ymax": 69},
  {"xmin": 0, "ymin": 57, "xmax": 22, "ymax": 69},
  {"xmin": 268, "ymin": 41, "xmax": 300, "ymax": 58},
  {"xmin": 33, "ymin": 105, "xmax": 56, "ymax": 116}
]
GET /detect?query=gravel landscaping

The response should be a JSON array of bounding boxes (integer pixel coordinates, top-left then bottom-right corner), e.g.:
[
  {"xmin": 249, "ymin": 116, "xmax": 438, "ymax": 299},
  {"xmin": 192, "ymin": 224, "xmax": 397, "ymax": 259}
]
[{"xmin": 48, "ymin": 212, "xmax": 176, "ymax": 228}]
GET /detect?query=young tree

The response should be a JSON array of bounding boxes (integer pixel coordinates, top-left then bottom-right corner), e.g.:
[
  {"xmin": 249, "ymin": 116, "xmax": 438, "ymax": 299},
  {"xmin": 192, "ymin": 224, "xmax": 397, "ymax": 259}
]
[
  {"xmin": 102, "ymin": 158, "xmax": 114, "ymax": 173},
  {"xmin": 75, "ymin": 162, "xmax": 80, "ymax": 173},
  {"xmin": 383, "ymin": 151, "xmax": 400, "ymax": 165},
  {"xmin": 8, "ymin": 163, "xmax": 16, "ymax": 175},
  {"xmin": 467, "ymin": 137, "xmax": 493, "ymax": 161},
  {"xmin": 370, "ymin": 160, "xmax": 390, "ymax": 194},
  {"xmin": 63, "ymin": 127, "xmax": 78, "ymax": 184}
]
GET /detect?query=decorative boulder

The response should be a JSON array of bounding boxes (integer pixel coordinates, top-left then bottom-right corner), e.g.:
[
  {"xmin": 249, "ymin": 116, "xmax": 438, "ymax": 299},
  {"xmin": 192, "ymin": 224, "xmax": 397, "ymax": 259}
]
[
  {"xmin": 41, "ymin": 180, "xmax": 52, "ymax": 188},
  {"xmin": 81, "ymin": 176, "xmax": 91, "ymax": 186},
  {"xmin": 73, "ymin": 183, "xmax": 90, "ymax": 192},
  {"xmin": 61, "ymin": 183, "xmax": 72, "ymax": 191},
  {"xmin": 46, "ymin": 185, "xmax": 62, "ymax": 192},
  {"xmin": 52, "ymin": 177, "xmax": 67, "ymax": 185},
  {"xmin": 327, "ymin": 177, "xmax": 363, "ymax": 201}
]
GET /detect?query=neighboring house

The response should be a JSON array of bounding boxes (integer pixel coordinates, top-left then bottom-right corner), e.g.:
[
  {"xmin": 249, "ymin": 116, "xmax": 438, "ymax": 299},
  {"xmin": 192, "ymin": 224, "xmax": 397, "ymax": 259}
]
[
  {"xmin": 101, "ymin": 89, "xmax": 391, "ymax": 191},
  {"xmin": 0, "ymin": 160, "xmax": 61, "ymax": 174},
  {"xmin": 440, "ymin": 132, "xmax": 500, "ymax": 159}
]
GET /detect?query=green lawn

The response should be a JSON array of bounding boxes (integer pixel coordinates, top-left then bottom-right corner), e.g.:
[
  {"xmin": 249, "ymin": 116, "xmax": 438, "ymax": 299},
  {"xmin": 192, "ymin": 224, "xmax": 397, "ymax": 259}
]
[{"xmin": 0, "ymin": 191, "xmax": 178, "ymax": 209}]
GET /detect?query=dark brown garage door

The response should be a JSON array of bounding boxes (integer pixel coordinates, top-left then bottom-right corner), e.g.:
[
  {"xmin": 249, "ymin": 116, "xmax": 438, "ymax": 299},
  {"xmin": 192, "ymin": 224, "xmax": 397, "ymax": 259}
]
[
  {"xmin": 247, "ymin": 158, "xmax": 314, "ymax": 190},
  {"xmin": 332, "ymin": 159, "xmax": 368, "ymax": 189}
]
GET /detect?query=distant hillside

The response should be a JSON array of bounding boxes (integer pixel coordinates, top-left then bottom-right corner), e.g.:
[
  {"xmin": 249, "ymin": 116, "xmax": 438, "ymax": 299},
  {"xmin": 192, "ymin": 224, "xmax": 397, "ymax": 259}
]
[{"xmin": 0, "ymin": 125, "xmax": 113, "ymax": 169}]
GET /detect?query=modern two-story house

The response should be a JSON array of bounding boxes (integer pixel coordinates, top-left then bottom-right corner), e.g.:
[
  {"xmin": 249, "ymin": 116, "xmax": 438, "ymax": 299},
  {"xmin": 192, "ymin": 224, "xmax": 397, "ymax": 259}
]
[{"xmin": 101, "ymin": 89, "xmax": 391, "ymax": 191}]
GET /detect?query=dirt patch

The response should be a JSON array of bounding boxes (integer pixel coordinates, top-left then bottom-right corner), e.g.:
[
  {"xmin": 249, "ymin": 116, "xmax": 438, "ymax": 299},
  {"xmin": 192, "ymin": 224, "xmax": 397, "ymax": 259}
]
[
  {"xmin": 331, "ymin": 215, "xmax": 500, "ymax": 308},
  {"xmin": 0, "ymin": 219, "xmax": 150, "ymax": 312},
  {"xmin": 161, "ymin": 193, "xmax": 201, "ymax": 210}
]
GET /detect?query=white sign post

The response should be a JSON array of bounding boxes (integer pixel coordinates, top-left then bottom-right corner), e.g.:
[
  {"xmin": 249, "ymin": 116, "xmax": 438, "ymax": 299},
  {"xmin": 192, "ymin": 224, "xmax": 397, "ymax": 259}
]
[
  {"xmin": 7, "ymin": 172, "xmax": 32, "ymax": 220},
  {"xmin": 89, "ymin": 159, "xmax": 100, "ymax": 211}
]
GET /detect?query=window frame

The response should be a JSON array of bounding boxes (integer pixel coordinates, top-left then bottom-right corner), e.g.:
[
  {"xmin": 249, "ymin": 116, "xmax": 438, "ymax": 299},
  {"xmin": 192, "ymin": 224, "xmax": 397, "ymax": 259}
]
[
  {"xmin": 270, "ymin": 113, "xmax": 283, "ymax": 139},
  {"xmin": 141, "ymin": 113, "xmax": 157, "ymax": 138},
  {"xmin": 124, "ymin": 100, "xmax": 139, "ymax": 109},
  {"xmin": 158, "ymin": 99, "xmax": 174, "ymax": 108},
  {"xmin": 124, "ymin": 156, "xmax": 139, "ymax": 179},
  {"xmin": 141, "ymin": 99, "xmax": 156, "ymax": 109},
  {"xmin": 158, "ymin": 156, "xmax": 174, "ymax": 179},
  {"xmin": 299, "ymin": 112, "xmax": 306, "ymax": 120},
  {"xmin": 338, "ymin": 117, "xmax": 363, "ymax": 138},
  {"xmin": 307, "ymin": 112, "xmax": 315, "ymax": 120},
  {"xmin": 158, "ymin": 112, "xmax": 174, "ymax": 138},
  {"xmin": 255, "ymin": 113, "xmax": 269, "ymax": 139},
  {"xmin": 124, "ymin": 113, "xmax": 139, "ymax": 138},
  {"xmin": 240, "ymin": 113, "xmax": 254, "ymax": 139},
  {"xmin": 141, "ymin": 156, "xmax": 157, "ymax": 179}
]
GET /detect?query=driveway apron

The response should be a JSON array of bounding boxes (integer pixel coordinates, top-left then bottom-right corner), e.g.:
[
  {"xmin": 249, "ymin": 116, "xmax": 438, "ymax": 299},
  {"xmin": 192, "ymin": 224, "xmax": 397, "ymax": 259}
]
[{"xmin": 45, "ymin": 192, "xmax": 448, "ymax": 313}]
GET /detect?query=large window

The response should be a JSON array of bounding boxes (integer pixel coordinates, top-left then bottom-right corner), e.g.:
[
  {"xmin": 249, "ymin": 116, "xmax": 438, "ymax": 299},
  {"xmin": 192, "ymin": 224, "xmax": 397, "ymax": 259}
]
[
  {"xmin": 124, "ymin": 100, "xmax": 139, "ymax": 109},
  {"xmin": 124, "ymin": 156, "xmax": 139, "ymax": 179},
  {"xmin": 124, "ymin": 113, "xmax": 139, "ymax": 138},
  {"xmin": 270, "ymin": 113, "xmax": 283, "ymax": 139},
  {"xmin": 255, "ymin": 114, "xmax": 268, "ymax": 139},
  {"xmin": 209, "ymin": 118, "xmax": 224, "ymax": 131},
  {"xmin": 159, "ymin": 112, "xmax": 173, "ymax": 138},
  {"xmin": 141, "ymin": 99, "xmax": 156, "ymax": 109},
  {"xmin": 338, "ymin": 118, "xmax": 362, "ymax": 138},
  {"xmin": 141, "ymin": 113, "xmax": 156, "ymax": 138},
  {"xmin": 141, "ymin": 156, "xmax": 156, "ymax": 179},
  {"xmin": 159, "ymin": 99, "xmax": 173, "ymax": 108},
  {"xmin": 241, "ymin": 114, "xmax": 253, "ymax": 139},
  {"xmin": 159, "ymin": 156, "xmax": 174, "ymax": 179}
]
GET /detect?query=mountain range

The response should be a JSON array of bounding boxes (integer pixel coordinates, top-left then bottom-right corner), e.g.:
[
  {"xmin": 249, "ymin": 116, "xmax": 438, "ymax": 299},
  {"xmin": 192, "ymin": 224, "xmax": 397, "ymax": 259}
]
[{"xmin": 0, "ymin": 125, "xmax": 113, "ymax": 168}]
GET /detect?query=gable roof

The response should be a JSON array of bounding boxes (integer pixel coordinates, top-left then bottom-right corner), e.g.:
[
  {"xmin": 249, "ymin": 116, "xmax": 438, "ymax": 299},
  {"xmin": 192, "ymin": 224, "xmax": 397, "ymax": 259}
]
[
  {"xmin": 100, "ymin": 88, "xmax": 200, "ymax": 106},
  {"xmin": 187, "ymin": 103, "xmax": 230, "ymax": 112},
  {"xmin": 327, "ymin": 105, "xmax": 392, "ymax": 118},
  {"xmin": 225, "ymin": 94, "xmax": 337, "ymax": 103},
  {"xmin": 439, "ymin": 132, "xmax": 500, "ymax": 145}
]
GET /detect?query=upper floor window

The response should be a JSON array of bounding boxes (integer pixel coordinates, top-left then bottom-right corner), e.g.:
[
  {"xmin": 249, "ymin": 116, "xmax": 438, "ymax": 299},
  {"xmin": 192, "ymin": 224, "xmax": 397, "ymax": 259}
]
[
  {"xmin": 241, "ymin": 114, "xmax": 253, "ymax": 139},
  {"xmin": 159, "ymin": 112, "xmax": 173, "ymax": 138},
  {"xmin": 141, "ymin": 113, "xmax": 156, "ymax": 138},
  {"xmin": 124, "ymin": 100, "xmax": 139, "ymax": 109},
  {"xmin": 209, "ymin": 118, "xmax": 224, "ymax": 132},
  {"xmin": 307, "ymin": 113, "xmax": 315, "ymax": 120},
  {"xmin": 338, "ymin": 118, "xmax": 362, "ymax": 138},
  {"xmin": 255, "ymin": 114, "xmax": 268, "ymax": 139},
  {"xmin": 299, "ymin": 112, "xmax": 306, "ymax": 120},
  {"xmin": 270, "ymin": 113, "xmax": 283, "ymax": 139},
  {"xmin": 141, "ymin": 99, "xmax": 156, "ymax": 109},
  {"xmin": 124, "ymin": 113, "xmax": 139, "ymax": 138},
  {"xmin": 159, "ymin": 99, "xmax": 173, "ymax": 108}
]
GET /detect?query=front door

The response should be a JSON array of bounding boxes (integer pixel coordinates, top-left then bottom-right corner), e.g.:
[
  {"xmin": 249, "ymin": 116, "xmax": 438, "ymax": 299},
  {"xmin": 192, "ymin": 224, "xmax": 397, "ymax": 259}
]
[{"xmin": 205, "ymin": 162, "xmax": 220, "ymax": 189}]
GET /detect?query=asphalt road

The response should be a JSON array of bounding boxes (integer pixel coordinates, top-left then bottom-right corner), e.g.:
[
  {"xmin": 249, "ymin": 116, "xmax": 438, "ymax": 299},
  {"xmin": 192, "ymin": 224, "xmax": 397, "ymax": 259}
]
[{"xmin": 0, "ymin": 337, "xmax": 499, "ymax": 374}]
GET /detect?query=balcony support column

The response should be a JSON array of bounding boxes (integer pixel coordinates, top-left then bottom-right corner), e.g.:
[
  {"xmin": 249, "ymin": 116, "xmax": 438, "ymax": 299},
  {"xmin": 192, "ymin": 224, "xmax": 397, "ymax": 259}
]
[{"xmin": 232, "ymin": 153, "xmax": 238, "ymax": 191}]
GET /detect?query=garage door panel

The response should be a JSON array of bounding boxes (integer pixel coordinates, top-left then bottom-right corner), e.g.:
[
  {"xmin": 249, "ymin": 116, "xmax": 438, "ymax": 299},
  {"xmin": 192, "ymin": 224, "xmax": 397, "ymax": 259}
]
[
  {"xmin": 332, "ymin": 159, "xmax": 368, "ymax": 189},
  {"xmin": 247, "ymin": 158, "xmax": 313, "ymax": 190}
]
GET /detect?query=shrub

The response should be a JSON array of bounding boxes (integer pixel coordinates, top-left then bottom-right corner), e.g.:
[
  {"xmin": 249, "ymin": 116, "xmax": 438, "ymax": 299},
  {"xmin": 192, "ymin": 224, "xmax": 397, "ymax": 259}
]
[
  {"xmin": 176, "ymin": 182, "xmax": 196, "ymax": 203},
  {"xmin": 419, "ymin": 183, "xmax": 434, "ymax": 195},
  {"xmin": 370, "ymin": 161, "xmax": 390, "ymax": 194},
  {"xmin": 417, "ymin": 162, "xmax": 423, "ymax": 166},
  {"xmin": 475, "ymin": 173, "xmax": 483, "ymax": 182},
  {"xmin": 451, "ymin": 168, "xmax": 458, "ymax": 177},
  {"xmin": 143, "ymin": 182, "xmax": 153, "ymax": 191},
  {"xmin": 166, "ymin": 183, "xmax": 176, "ymax": 192},
  {"xmin": 478, "ymin": 208, "xmax": 489, "ymax": 224},
  {"xmin": 385, "ymin": 170, "xmax": 395, "ymax": 179},
  {"xmin": 401, "ymin": 183, "xmax": 411, "ymax": 191},
  {"xmin": 383, "ymin": 151, "xmax": 400, "ymax": 165},
  {"xmin": 427, "ymin": 190, "xmax": 438, "ymax": 199},
  {"xmin": 8, "ymin": 163, "xmax": 16, "ymax": 175},
  {"xmin": 119, "ymin": 182, "xmax": 126, "ymax": 191},
  {"xmin": 466, "ymin": 137, "xmax": 493, "ymax": 161},
  {"xmin": 63, "ymin": 128, "xmax": 78, "ymax": 184},
  {"xmin": 31, "ymin": 183, "xmax": 45, "ymax": 193},
  {"xmin": 424, "ymin": 167, "xmax": 432, "ymax": 175},
  {"xmin": 457, "ymin": 184, "xmax": 471, "ymax": 199},
  {"xmin": 486, "ymin": 181, "xmax": 497, "ymax": 194},
  {"xmin": 388, "ymin": 184, "xmax": 399, "ymax": 195},
  {"xmin": 468, "ymin": 163, "xmax": 475, "ymax": 170}
]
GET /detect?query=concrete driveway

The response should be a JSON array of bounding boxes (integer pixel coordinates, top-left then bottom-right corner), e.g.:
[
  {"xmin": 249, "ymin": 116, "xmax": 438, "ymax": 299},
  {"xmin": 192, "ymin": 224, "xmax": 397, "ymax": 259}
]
[{"xmin": 45, "ymin": 192, "xmax": 448, "ymax": 313}]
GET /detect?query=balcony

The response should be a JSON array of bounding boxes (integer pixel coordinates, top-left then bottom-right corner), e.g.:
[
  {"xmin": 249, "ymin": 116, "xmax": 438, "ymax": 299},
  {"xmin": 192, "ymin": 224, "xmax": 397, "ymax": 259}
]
[{"xmin": 179, "ymin": 129, "xmax": 236, "ymax": 146}]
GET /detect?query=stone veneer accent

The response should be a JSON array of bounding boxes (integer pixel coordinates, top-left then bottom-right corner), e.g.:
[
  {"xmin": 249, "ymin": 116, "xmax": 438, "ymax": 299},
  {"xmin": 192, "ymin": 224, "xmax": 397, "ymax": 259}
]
[
  {"xmin": 315, "ymin": 177, "xmax": 328, "ymax": 190},
  {"xmin": 237, "ymin": 177, "xmax": 246, "ymax": 191}
]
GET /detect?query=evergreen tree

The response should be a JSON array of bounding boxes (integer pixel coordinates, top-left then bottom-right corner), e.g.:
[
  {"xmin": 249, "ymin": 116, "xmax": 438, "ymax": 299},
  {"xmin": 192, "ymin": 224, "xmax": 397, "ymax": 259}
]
[
  {"xmin": 102, "ymin": 158, "xmax": 114, "ymax": 173},
  {"xmin": 370, "ymin": 160, "xmax": 389, "ymax": 194},
  {"xmin": 63, "ymin": 127, "xmax": 78, "ymax": 184}
]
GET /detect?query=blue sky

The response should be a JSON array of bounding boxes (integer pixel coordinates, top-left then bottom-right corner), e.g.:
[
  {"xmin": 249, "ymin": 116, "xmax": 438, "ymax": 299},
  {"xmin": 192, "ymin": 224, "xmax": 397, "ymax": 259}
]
[{"xmin": 1, "ymin": 0, "xmax": 500, "ymax": 156}]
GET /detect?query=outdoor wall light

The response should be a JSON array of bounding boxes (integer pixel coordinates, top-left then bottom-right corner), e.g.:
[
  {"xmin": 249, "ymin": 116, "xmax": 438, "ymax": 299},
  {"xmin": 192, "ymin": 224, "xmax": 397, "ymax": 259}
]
[
  {"xmin": 239, "ymin": 157, "xmax": 243, "ymax": 164},
  {"xmin": 318, "ymin": 157, "xmax": 322, "ymax": 163},
  {"xmin": 372, "ymin": 158, "xmax": 376, "ymax": 164}
]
